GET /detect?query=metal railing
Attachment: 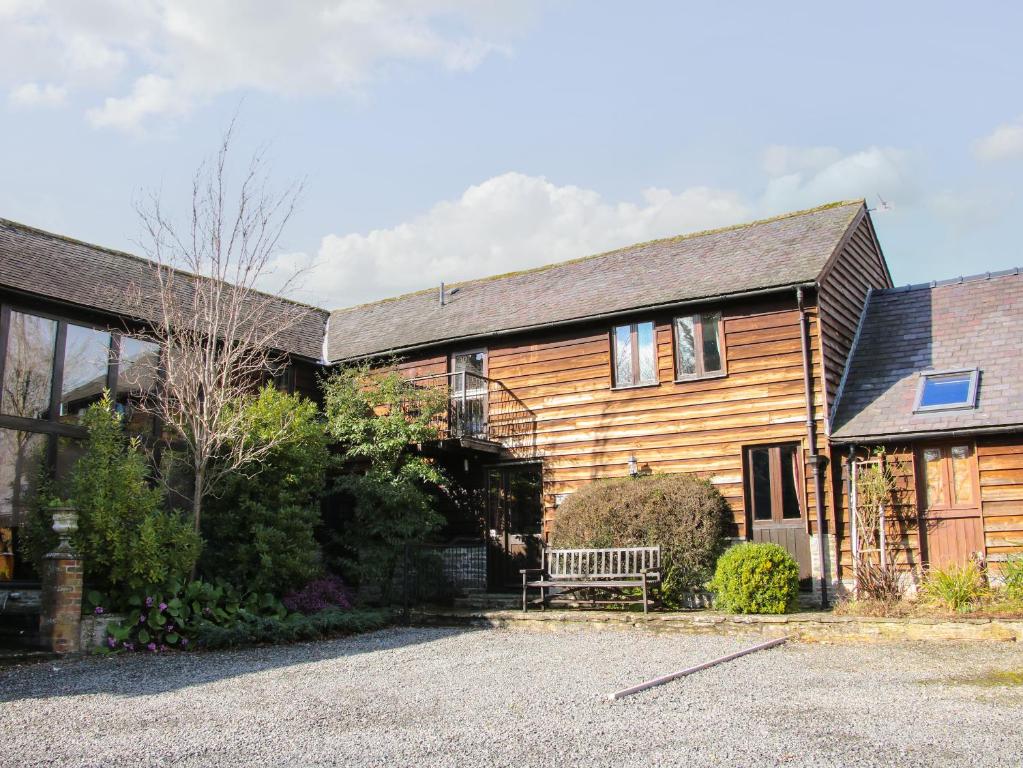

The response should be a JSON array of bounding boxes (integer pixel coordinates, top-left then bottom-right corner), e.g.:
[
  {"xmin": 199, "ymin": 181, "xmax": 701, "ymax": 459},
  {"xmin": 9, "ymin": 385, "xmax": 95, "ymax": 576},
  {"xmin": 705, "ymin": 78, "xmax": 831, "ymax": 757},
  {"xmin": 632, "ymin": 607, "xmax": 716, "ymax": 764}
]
[{"xmin": 407, "ymin": 371, "xmax": 534, "ymax": 444}]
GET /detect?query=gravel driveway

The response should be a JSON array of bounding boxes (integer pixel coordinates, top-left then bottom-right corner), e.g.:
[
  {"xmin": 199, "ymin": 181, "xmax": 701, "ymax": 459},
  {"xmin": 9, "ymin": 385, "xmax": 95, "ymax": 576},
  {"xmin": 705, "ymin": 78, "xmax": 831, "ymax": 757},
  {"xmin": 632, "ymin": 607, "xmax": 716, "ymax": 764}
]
[{"xmin": 2, "ymin": 625, "xmax": 1022, "ymax": 767}]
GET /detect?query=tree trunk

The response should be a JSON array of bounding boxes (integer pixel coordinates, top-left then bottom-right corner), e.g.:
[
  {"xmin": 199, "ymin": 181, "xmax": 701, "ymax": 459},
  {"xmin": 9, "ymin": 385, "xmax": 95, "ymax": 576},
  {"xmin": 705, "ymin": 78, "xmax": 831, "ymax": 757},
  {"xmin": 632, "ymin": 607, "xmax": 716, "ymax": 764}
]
[{"xmin": 190, "ymin": 463, "xmax": 205, "ymax": 581}]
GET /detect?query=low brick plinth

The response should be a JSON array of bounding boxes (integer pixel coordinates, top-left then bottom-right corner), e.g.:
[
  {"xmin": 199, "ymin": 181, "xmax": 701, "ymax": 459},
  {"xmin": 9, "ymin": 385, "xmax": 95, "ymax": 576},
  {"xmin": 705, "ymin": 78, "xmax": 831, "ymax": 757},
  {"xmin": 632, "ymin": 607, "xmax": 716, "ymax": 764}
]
[
  {"xmin": 39, "ymin": 553, "xmax": 84, "ymax": 654},
  {"xmin": 411, "ymin": 608, "xmax": 1023, "ymax": 643}
]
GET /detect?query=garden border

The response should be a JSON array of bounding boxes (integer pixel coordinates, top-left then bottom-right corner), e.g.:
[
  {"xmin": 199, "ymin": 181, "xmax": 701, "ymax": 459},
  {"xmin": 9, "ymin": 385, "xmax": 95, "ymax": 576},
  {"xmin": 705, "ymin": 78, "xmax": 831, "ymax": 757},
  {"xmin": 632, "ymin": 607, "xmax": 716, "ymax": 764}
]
[{"xmin": 410, "ymin": 608, "xmax": 1023, "ymax": 643}]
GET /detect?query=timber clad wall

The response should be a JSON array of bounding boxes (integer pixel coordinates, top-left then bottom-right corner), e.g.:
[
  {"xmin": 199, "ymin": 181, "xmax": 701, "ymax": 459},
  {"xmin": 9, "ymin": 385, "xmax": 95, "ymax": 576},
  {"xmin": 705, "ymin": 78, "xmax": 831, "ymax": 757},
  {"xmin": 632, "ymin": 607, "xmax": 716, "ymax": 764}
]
[
  {"xmin": 402, "ymin": 296, "xmax": 833, "ymax": 539},
  {"xmin": 832, "ymin": 437, "xmax": 1023, "ymax": 581},
  {"xmin": 816, "ymin": 212, "xmax": 892, "ymax": 424},
  {"xmin": 978, "ymin": 438, "xmax": 1023, "ymax": 567}
]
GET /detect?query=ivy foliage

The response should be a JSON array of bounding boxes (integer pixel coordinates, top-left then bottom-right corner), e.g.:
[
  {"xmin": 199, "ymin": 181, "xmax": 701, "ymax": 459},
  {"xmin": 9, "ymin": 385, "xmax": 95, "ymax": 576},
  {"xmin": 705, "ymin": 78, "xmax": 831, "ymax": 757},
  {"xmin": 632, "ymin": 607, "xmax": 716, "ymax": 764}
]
[
  {"xmin": 321, "ymin": 364, "xmax": 448, "ymax": 596},
  {"xmin": 200, "ymin": 386, "xmax": 330, "ymax": 595},
  {"xmin": 22, "ymin": 392, "xmax": 200, "ymax": 596}
]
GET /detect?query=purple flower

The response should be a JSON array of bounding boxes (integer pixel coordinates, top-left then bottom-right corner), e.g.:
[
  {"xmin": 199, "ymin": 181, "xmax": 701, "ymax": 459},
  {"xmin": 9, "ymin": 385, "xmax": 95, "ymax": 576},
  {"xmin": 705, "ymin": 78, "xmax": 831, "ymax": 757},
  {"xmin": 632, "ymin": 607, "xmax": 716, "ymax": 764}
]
[
  {"xmin": 94, "ymin": 606, "xmax": 104, "ymax": 615},
  {"xmin": 147, "ymin": 642, "xmax": 157, "ymax": 652},
  {"xmin": 107, "ymin": 636, "xmax": 116, "ymax": 648},
  {"xmin": 159, "ymin": 602, "xmax": 168, "ymax": 612},
  {"xmin": 145, "ymin": 596, "xmax": 154, "ymax": 608},
  {"xmin": 139, "ymin": 613, "xmax": 147, "ymax": 624},
  {"xmin": 166, "ymin": 624, "xmax": 175, "ymax": 632},
  {"xmin": 125, "ymin": 642, "xmax": 135, "ymax": 651},
  {"xmin": 181, "ymin": 638, "xmax": 189, "ymax": 647}
]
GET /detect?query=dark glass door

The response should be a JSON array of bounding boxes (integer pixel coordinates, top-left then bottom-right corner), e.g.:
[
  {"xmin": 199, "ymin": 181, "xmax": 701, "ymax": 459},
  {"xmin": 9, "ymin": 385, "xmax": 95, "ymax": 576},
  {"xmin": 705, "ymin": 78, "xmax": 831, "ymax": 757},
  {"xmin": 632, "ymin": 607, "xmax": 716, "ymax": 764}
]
[{"xmin": 486, "ymin": 464, "xmax": 543, "ymax": 590}]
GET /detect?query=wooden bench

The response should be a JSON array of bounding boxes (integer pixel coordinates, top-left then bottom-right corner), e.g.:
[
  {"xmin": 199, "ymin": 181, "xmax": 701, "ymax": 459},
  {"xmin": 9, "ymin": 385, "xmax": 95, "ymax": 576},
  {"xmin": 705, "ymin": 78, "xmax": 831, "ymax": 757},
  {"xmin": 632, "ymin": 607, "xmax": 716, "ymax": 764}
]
[{"xmin": 521, "ymin": 546, "xmax": 661, "ymax": 613}]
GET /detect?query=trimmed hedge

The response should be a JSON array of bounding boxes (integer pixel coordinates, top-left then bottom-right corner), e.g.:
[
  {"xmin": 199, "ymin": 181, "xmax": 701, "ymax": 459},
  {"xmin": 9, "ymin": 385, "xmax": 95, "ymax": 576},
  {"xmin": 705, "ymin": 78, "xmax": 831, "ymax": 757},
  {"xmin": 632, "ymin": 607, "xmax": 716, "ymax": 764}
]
[
  {"xmin": 709, "ymin": 542, "xmax": 799, "ymax": 614},
  {"xmin": 550, "ymin": 473, "xmax": 732, "ymax": 605}
]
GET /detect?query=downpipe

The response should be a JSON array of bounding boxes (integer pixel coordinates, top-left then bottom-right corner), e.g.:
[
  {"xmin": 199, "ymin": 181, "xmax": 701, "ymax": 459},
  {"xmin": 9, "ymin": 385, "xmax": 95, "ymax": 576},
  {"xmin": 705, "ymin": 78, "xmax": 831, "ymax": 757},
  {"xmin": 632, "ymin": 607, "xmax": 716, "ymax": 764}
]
[{"xmin": 797, "ymin": 287, "xmax": 829, "ymax": 609}]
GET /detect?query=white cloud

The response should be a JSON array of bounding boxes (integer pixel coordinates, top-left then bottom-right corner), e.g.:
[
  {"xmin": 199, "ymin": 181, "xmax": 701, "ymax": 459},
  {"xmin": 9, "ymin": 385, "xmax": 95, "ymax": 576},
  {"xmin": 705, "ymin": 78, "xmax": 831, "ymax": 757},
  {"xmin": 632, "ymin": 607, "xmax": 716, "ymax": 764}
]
[
  {"xmin": 1, "ymin": 1, "xmax": 524, "ymax": 131},
  {"xmin": 270, "ymin": 145, "xmax": 914, "ymax": 309},
  {"xmin": 974, "ymin": 116, "xmax": 1023, "ymax": 162},
  {"xmin": 761, "ymin": 146, "xmax": 912, "ymax": 214},
  {"xmin": 269, "ymin": 173, "xmax": 750, "ymax": 308},
  {"xmin": 8, "ymin": 81, "xmax": 67, "ymax": 107}
]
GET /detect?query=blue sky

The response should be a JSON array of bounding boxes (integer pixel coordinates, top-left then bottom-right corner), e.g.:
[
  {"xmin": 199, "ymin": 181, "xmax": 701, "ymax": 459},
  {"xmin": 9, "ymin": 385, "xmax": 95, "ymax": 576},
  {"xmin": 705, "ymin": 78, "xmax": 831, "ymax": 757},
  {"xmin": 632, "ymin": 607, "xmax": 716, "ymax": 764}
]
[{"xmin": 2, "ymin": 1, "xmax": 1021, "ymax": 308}]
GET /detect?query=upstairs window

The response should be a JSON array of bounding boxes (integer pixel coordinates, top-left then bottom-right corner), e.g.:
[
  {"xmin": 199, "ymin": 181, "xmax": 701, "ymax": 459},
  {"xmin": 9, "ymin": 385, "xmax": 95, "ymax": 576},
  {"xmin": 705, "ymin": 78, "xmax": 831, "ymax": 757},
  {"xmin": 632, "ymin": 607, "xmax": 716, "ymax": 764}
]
[
  {"xmin": 915, "ymin": 369, "xmax": 979, "ymax": 412},
  {"xmin": 674, "ymin": 311, "xmax": 725, "ymax": 380},
  {"xmin": 612, "ymin": 322, "xmax": 657, "ymax": 387}
]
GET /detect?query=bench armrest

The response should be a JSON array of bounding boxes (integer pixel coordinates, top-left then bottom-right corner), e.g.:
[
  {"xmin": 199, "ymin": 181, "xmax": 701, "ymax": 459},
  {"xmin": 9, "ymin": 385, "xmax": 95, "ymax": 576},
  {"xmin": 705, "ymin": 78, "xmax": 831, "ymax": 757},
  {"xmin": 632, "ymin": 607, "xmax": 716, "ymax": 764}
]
[{"xmin": 519, "ymin": 568, "xmax": 544, "ymax": 575}]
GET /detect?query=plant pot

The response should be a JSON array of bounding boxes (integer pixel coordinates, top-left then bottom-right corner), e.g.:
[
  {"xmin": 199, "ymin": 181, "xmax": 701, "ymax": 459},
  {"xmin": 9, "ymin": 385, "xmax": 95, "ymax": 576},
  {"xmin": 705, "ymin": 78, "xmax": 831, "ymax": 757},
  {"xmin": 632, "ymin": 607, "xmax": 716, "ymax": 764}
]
[{"xmin": 50, "ymin": 507, "xmax": 78, "ymax": 553}]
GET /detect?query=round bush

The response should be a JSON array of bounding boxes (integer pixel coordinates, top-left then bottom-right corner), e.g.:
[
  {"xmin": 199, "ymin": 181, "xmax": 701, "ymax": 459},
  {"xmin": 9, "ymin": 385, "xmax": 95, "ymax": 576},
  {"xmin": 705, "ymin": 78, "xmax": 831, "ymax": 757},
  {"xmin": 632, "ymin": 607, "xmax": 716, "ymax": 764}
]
[
  {"xmin": 550, "ymin": 473, "xmax": 732, "ymax": 605},
  {"xmin": 709, "ymin": 542, "xmax": 799, "ymax": 614}
]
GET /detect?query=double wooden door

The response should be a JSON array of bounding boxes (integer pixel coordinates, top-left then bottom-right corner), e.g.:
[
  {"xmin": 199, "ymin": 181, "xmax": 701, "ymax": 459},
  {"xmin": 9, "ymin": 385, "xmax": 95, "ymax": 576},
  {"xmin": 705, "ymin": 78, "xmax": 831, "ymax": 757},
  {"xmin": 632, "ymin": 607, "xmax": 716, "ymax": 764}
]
[
  {"xmin": 918, "ymin": 444, "xmax": 984, "ymax": 568},
  {"xmin": 745, "ymin": 443, "xmax": 812, "ymax": 588}
]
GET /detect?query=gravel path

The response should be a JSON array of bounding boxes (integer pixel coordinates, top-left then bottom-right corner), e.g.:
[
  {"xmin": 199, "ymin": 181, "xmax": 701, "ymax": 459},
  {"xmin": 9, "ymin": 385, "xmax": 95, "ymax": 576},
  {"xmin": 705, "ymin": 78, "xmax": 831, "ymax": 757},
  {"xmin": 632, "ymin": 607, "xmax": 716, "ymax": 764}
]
[{"xmin": 2, "ymin": 626, "xmax": 1022, "ymax": 767}]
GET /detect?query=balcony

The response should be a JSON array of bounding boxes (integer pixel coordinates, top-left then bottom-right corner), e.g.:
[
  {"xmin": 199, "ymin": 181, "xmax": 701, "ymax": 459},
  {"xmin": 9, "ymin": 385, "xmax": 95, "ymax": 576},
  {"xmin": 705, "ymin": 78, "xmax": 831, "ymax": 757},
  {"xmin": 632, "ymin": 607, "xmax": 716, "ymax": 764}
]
[{"xmin": 406, "ymin": 371, "xmax": 534, "ymax": 451}]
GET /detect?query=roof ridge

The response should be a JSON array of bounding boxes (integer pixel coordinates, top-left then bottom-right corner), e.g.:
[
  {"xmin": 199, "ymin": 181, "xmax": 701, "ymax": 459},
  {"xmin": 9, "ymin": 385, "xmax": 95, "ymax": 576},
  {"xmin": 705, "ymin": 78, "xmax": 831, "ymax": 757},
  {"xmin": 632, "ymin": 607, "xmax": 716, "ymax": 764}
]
[
  {"xmin": 876, "ymin": 267, "xmax": 1022, "ymax": 295},
  {"xmin": 329, "ymin": 199, "xmax": 865, "ymax": 314},
  {"xmin": 0, "ymin": 216, "xmax": 329, "ymax": 316}
]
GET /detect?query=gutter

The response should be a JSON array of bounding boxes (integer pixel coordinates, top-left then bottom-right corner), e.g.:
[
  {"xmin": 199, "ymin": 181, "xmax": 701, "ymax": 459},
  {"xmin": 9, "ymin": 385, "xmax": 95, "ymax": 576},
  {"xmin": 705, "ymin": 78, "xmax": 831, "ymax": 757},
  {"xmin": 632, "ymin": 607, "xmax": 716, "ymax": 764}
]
[
  {"xmin": 797, "ymin": 286, "xmax": 829, "ymax": 609},
  {"xmin": 831, "ymin": 423, "xmax": 1023, "ymax": 445},
  {"xmin": 329, "ymin": 281, "xmax": 819, "ymax": 364}
]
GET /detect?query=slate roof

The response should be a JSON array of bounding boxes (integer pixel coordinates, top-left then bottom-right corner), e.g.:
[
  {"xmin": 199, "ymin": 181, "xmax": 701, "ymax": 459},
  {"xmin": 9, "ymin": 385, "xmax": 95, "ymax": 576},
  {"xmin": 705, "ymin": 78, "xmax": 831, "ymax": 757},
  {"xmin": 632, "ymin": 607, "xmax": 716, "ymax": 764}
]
[
  {"xmin": 830, "ymin": 270, "xmax": 1023, "ymax": 442},
  {"xmin": 325, "ymin": 200, "xmax": 866, "ymax": 362},
  {"xmin": 0, "ymin": 218, "xmax": 328, "ymax": 360}
]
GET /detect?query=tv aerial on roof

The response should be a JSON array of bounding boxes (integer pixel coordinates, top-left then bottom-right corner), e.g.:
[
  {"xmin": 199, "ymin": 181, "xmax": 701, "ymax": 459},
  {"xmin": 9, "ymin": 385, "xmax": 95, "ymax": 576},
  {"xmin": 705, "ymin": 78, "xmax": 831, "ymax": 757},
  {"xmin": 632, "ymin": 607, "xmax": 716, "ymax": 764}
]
[{"xmin": 868, "ymin": 194, "xmax": 893, "ymax": 213}]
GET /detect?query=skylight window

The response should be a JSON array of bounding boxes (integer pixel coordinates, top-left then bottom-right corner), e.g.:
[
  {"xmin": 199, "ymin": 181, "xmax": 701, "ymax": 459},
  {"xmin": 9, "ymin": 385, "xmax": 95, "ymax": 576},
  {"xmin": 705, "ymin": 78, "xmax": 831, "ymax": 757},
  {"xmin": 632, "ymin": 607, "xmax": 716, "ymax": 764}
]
[{"xmin": 915, "ymin": 369, "xmax": 979, "ymax": 412}]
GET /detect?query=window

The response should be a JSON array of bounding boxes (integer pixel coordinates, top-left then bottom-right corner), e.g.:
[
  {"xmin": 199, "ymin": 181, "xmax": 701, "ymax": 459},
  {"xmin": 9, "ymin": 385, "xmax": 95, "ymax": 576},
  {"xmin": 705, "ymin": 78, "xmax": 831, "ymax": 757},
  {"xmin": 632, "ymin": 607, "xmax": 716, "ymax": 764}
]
[
  {"xmin": 674, "ymin": 311, "xmax": 724, "ymax": 380},
  {"xmin": 915, "ymin": 369, "xmax": 979, "ymax": 412},
  {"xmin": 450, "ymin": 350, "xmax": 487, "ymax": 437},
  {"xmin": 1, "ymin": 311, "xmax": 58, "ymax": 419},
  {"xmin": 612, "ymin": 321, "xmax": 657, "ymax": 387},
  {"xmin": 745, "ymin": 444, "xmax": 803, "ymax": 523},
  {"xmin": 0, "ymin": 428, "xmax": 47, "ymax": 581},
  {"xmin": 920, "ymin": 444, "xmax": 976, "ymax": 510},
  {"xmin": 60, "ymin": 324, "xmax": 113, "ymax": 419}
]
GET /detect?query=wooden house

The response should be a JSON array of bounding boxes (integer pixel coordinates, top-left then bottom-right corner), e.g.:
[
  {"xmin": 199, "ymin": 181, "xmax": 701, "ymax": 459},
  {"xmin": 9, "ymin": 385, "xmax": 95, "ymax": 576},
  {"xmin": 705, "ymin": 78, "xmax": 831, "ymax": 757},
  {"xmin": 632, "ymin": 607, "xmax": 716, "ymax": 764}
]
[
  {"xmin": 2, "ymin": 200, "xmax": 1019, "ymax": 603},
  {"xmin": 324, "ymin": 200, "xmax": 893, "ymax": 600},
  {"xmin": 829, "ymin": 270, "xmax": 1023, "ymax": 587}
]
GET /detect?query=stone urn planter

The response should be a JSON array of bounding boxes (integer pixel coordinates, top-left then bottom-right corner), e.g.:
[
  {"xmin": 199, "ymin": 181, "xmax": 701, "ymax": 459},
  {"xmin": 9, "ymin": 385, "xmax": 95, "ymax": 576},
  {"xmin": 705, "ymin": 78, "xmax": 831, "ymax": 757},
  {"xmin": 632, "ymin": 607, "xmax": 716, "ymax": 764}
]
[{"xmin": 49, "ymin": 506, "xmax": 78, "ymax": 555}]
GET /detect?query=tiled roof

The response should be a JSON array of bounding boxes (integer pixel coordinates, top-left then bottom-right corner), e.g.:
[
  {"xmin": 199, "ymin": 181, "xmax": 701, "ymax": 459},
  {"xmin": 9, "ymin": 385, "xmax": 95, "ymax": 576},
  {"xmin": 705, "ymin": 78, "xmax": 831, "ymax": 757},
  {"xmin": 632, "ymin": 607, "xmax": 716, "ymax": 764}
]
[
  {"xmin": 0, "ymin": 218, "xmax": 328, "ymax": 360},
  {"xmin": 325, "ymin": 201, "xmax": 866, "ymax": 361},
  {"xmin": 830, "ymin": 270, "xmax": 1023, "ymax": 441}
]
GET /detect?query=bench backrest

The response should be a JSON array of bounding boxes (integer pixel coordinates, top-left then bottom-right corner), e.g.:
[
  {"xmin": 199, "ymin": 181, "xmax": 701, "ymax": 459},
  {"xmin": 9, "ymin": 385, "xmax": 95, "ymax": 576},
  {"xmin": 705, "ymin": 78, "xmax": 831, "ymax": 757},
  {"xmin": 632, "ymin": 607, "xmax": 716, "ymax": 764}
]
[{"xmin": 545, "ymin": 546, "xmax": 660, "ymax": 579}]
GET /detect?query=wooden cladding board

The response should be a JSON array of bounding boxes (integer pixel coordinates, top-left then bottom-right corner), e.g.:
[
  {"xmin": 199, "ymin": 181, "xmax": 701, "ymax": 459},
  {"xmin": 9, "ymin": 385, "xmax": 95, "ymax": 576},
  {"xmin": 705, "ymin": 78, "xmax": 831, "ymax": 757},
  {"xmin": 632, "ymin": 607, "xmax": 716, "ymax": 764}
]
[
  {"xmin": 978, "ymin": 438, "xmax": 1023, "ymax": 566},
  {"xmin": 832, "ymin": 436, "xmax": 1023, "ymax": 580},
  {"xmin": 400, "ymin": 296, "xmax": 832, "ymax": 539},
  {"xmin": 817, "ymin": 213, "xmax": 891, "ymax": 423}
]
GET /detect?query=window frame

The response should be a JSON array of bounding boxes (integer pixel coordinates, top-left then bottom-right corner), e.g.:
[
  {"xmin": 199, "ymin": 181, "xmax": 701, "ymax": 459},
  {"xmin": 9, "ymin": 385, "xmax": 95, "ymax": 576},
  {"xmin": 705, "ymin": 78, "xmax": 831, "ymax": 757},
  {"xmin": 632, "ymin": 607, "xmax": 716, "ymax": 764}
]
[
  {"xmin": 916, "ymin": 442, "xmax": 980, "ymax": 513},
  {"xmin": 913, "ymin": 368, "xmax": 979, "ymax": 413},
  {"xmin": 609, "ymin": 321, "xmax": 659, "ymax": 390},
  {"xmin": 743, "ymin": 442, "xmax": 806, "ymax": 528},
  {"xmin": 672, "ymin": 310, "xmax": 727, "ymax": 382}
]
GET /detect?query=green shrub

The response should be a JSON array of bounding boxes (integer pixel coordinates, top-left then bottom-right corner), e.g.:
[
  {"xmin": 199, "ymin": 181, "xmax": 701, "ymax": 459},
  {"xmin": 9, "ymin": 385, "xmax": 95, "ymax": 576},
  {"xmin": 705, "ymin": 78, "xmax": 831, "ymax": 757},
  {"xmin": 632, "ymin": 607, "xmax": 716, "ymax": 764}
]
[
  {"xmin": 322, "ymin": 365, "xmax": 447, "ymax": 599},
  {"xmin": 549, "ymin": 473, "xmax": 732, "ymax": 606},
  {"xmin": 1002, "ymin": 555, "xmax": 1023, "ymax": 601},
  {"xmin": 101, "ymin": 580, "xmax": 287, "ymax": 652},
  {"xmin": 194, "ymin": 608, "xmax": 391, "ymax": 649},
  {"xmin": 709, "ymin": 542, "xmax": 800, "ymax": 614},
  {"xmin": 920, "ymin": 561, "xmax": 989, "ymax": 613},
  {"xmin": 201, "ymin": 387, "xmax": 330, "ymax": 595},
  {"xmin": 21, "ymin": 393, "xmax": 200, "ymax": 596}
]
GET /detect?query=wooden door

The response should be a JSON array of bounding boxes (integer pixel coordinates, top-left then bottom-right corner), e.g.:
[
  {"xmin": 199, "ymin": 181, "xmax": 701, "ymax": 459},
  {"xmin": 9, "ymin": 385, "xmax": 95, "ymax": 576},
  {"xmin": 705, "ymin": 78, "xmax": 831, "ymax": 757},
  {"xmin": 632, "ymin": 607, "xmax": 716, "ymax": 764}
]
[
  {"xmin": 918, "ymin": 444, "xmax": 984, "ymax": 569},
  {"xmin": 486, "ymin": 464, "xmax": 543, "ymax": 590},
  {"xmin": 744, "ymin": 443, "xmax": 812, "ymax": 588}
]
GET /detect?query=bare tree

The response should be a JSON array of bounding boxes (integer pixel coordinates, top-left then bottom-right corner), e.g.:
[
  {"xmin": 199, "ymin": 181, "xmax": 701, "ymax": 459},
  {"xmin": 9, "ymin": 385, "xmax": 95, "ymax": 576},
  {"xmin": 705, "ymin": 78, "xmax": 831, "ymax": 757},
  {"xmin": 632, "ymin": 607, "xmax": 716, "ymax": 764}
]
[{"xmin": 124, "ymin": 122, "xmax": 313, "ymax": 534}]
